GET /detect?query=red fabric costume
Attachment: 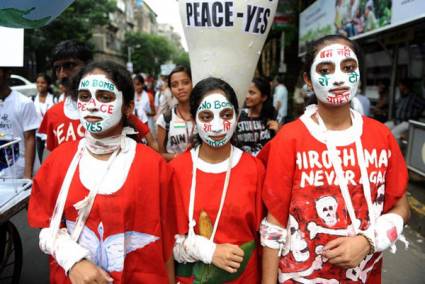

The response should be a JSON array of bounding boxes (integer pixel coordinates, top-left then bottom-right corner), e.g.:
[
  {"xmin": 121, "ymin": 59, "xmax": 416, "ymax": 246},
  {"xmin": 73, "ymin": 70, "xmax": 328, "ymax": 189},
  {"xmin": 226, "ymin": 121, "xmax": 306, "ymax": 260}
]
[
  {"xmin": 28, "ymin": 141, "xmax": 175, "ymax": 283},
  {"xmin": 258, "ymin": 113, "xmax": 408, "ymax": 284},
  {"xmin": 170, "ymin": 149, "xmax": 265, "ymax": 283}
]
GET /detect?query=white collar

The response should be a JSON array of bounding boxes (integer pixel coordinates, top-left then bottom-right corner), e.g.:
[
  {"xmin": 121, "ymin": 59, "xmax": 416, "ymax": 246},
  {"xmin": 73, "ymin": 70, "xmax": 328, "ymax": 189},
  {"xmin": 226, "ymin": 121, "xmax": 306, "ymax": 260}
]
[
  {"xmin": 79, "ymin": 137, "xmax": 136, "ymax": 195},
  {"xmin": 300, "ymin": 104, "xmax": 363, "ymax": 146},
  {"xmin": 190, "ymin": 146, "xmax": 242, "ymax": 173}
]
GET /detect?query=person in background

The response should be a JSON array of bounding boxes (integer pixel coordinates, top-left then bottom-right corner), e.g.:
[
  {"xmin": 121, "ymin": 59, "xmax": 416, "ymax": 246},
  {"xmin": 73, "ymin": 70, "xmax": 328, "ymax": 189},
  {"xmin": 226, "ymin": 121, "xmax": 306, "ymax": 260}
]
[
  {"xmin": 272, "ymin": 74, "xmax": 288, "ymax": 124},
  {"xmin": 385, "ymin": 78, "xmax": 425, "ymax": 141},
  {"xmin": 28, "ymin": 60, "xmax": 176, "ymax": 283},
  {"xmin": 38, "ymin": 40, "xmax": 91, "ymax": 154},
  {"xmin": 0, "ymin": 67, "xmax": 39, "ymax": 178},
  {"xmin": 34, "ymin": 73, "xmax": 55, "ymax": 162},
  {"xmin": 157, "ymin": 66, "xmax": 194, "ymax": 161},
  {"xmin": 134, "ymin": 74, "xmax": 156, "ymax": 134},
  {"xmin": 351, "ymin": 83, "xmax": 371, "ymax": 116},
  {"xmin": 172, "ymin": 77, "xmax": 264, "ymax": 283},
  {"xmin": 372, "ymin": 81, "xmax": 389, "ymax": 122},
  {"xmin": 236, "ymin": 77, "xmax": 279, "ymax": 156}
]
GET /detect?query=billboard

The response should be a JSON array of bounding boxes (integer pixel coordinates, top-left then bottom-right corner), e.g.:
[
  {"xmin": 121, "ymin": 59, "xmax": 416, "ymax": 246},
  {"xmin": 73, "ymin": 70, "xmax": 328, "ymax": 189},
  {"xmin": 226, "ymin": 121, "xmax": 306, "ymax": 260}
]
[
  {"xmin": 299, "ymin": 0, "xmax": 425, "ymax": 56},
  {"xmin": 0, "ymin": 27, "xmax": 24, "ymax": 67}
]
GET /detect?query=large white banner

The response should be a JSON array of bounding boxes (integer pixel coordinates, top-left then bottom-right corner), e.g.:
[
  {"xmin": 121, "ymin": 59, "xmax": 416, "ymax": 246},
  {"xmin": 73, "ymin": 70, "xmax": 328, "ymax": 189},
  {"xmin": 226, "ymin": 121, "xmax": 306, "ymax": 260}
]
[
  {"xmin": 392, "ymin": 0, "xmax": 425, "ymax": 24},
  {"xmin": 0, "ymin": 27, "xmax": 24, "ymax": 67},
  {"xmin": 180, "ymin": 0, "xmax": 279, "ymax": 104}
]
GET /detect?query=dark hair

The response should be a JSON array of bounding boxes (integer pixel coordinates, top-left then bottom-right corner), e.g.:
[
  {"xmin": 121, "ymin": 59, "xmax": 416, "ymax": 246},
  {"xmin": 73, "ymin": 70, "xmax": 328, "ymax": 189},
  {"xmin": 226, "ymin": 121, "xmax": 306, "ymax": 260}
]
[
  {"xmin": 398, "ymin": 78, "xmax": 412, "ymax": 89},
  {"xmin": 252, "ymin": 77, "xmax": 276, "ymax": 122},
  {"xmin": 304, "ymin": 35, "xmax": 362, "ymax": 80},
  {"xmin": 274, "ymin": 74, "xmax": 285, "ymax": 84},
  {"xmin": 133, "ymin": 74, "xmax": 144, "ymax": 85},
  {"xmin": 168, "ymin": 65, "xmax": 192, "ymax": 88},
  {"xmin": 190, "ymin": 77, "xmax": 239, "ymax": 118},
  {"xmin": 52, "ymin": 40, "xmax": 93, "ymax": 64},
  {"xmin": 36, "ymin": 73, "xmax": 52, "ymax": 86},
  {"xmin": 72, "ymin": 60, "xmax": 134, "ymax": 106}
]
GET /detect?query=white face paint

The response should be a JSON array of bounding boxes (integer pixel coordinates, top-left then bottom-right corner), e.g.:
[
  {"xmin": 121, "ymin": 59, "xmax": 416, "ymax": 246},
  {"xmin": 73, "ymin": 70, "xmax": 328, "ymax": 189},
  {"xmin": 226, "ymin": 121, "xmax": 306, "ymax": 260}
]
[
  {"xmin": 311, "ymin": 43, "xmax": 360, "ymax": 105},
  {"xmin": 77, "ymin": 74, "xmax": 123, "ymax": 134},
  {"xmin": 196, "ymin": 93, "xmax": 237, "ymax": 148}
]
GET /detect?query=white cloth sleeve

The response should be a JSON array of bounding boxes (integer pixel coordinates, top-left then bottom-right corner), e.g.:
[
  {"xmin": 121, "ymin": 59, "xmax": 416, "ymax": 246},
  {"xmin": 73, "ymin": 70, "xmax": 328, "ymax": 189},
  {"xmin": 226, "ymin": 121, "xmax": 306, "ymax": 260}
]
[
  {"xmin": 21, "ymin": 99, "xmax": 41, "ymax": 132},
  {"xmin": 156, "ymin": 113, "xmax": 166, "ymax": 129},
  {"xmin": 260, "ymin": 218, "xmax": 288, "ymax": 254},
  {"xmin": 173, "ymin": 234, "xmax": 216, "ymax": 264},
  {"xmin": 39, "ymin": 228, "xmax": 90, "ymax": 274}
]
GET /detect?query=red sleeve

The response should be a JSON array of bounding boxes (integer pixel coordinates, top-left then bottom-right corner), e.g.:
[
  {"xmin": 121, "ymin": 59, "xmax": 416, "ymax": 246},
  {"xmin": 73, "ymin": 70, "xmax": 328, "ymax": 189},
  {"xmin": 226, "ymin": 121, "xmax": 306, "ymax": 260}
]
[
  {"xmin": 383, "ymin": 132, "xmax": 408, "ymax": 213},
  {"xmin": 254, "ymin": 157, "xmax": 266, "ymax": 230},
  {"xmin": 159, "ymin": 158, "xmax": 177, "ymax": 261},
  {"xmin": 128, "ymin": 114, "xmax": 150, "ymax": 140},
  {"xmin": 39, "ymin": 110, "xmax": 58, "ymax": 151},
  {"xmin": 259, "ymin": 134, "xmax": 296, "ymax": 227}
]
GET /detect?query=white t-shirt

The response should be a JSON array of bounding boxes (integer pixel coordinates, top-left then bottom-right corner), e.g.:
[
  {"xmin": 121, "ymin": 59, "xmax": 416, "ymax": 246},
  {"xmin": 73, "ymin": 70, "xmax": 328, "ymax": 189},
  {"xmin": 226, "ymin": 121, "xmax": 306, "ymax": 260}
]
[
  {"xmin": 273, "ymin": 84, "xmax": 288, "ymax": 122},
  {"xmin": 156, "ymin": 107, "xmax": 194, "ymax": 154},
  {"xmin": 134, "ymin": 91, "xmax": 151, "ymax": 123},
  {"xmin": 0, "ymin": 90, "xmax": 40, "ymax": 178},
  {"xmin": 34, "ymin": 93, "xmax": 55, "ymax": 139}
]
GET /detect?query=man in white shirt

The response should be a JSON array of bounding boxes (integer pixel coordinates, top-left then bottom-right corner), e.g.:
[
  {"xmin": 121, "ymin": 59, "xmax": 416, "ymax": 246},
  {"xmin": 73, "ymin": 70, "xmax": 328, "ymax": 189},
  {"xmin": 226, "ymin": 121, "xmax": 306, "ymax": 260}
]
[
  {"xmin": 272, "ymin": 74, "xmax": 288, "ymax": 124},
  {"xmin": 0, "ymin": 67, "xmax": 40, "ymax": 178}
]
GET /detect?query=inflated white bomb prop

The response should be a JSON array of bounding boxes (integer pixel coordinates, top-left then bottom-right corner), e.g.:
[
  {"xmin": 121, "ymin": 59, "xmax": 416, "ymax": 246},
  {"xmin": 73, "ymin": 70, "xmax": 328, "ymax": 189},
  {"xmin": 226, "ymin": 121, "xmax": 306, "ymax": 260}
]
[{"xmin": 179, "ymin": 0, "xmax": 279, "ymax": 104}]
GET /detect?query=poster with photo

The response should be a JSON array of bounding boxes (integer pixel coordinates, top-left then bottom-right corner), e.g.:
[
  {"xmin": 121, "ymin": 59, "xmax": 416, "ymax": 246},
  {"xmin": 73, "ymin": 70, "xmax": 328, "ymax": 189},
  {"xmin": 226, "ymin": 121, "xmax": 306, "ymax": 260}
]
[{"xmin": 298, "ymin": 0, "xmax": 425, "ymax": 56}]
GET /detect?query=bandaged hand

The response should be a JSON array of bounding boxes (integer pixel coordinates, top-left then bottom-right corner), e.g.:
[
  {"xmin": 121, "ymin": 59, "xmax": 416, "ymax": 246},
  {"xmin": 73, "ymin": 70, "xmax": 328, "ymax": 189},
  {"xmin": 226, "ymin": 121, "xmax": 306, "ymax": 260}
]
[
  {"xmin": 374, "ymin": 213, "xmax": 405, "ymax": 252},
  {"xmin": 173, "ymin": 234, "xmax": 216, "ymax": 264},
  {"xmin": 212, "ymin": 243, "xmax": 244, "ymax": 273},
  {"xmin": 39, "ymin": 228, "xmax": 90, "ymax": 274}
]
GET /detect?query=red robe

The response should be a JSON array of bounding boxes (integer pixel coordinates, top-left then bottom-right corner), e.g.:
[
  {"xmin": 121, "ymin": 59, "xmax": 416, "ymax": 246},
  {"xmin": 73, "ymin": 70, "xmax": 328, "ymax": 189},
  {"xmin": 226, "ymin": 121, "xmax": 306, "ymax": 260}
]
[
  {"xmin": 170, "ymin": 150, "xmax": 265, "ymax": 284},
  {"xmin": 258, "ymin": 115, "xmax": 408, "ymax": 284},
  {"xmin": 39, "ymin": 101, "xmax": 149, "ymax": 151},
  {"xmin": 28, "ymin": 141, "xmax": 175, "ymax": 283}
]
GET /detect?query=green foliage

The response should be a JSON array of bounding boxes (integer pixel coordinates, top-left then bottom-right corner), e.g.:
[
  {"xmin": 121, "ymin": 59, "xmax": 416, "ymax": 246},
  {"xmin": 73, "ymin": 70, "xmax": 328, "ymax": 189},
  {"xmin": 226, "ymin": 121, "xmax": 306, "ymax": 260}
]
[
  {"xmin": 124, "ymin": 31, "xmax": 188, "ymax": 75},
  {"xmin": 25, "ymin": 0, "xmax": 115, "ymax": 73}
]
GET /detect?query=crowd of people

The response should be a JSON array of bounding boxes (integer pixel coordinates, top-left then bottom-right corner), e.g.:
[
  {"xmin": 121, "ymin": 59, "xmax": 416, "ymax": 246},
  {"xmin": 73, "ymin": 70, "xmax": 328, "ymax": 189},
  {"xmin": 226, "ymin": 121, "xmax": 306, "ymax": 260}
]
[{"xmin": 0, "ymin": 34, "xmax": 412, "ymax": 283}]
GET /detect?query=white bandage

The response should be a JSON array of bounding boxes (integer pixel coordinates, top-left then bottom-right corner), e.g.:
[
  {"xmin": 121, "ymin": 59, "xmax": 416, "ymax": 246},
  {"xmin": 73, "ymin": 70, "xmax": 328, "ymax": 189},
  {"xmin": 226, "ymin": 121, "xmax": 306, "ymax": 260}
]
[
  {"xmin": 173, "ymin": 234, "xmax": 216, "ymax": 264},
  {"xmin": 39, "ymin": 228, "xmax": 90, "ymax": 273},
  {"xmin": 374, "ymin": 213, "xmax": 407, "ymax": 253},
  {"xmin": 260, "ymin": 218, "xmax": 287, "ymax": 253}
]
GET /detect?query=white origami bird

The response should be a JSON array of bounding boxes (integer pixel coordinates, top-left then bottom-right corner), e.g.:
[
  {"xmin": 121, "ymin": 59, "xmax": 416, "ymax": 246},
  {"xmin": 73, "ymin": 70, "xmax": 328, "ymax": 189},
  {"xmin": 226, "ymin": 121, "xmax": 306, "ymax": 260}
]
[{"xmin": 66, "ymin": 220, "xmax": 159, "ymax": 272}]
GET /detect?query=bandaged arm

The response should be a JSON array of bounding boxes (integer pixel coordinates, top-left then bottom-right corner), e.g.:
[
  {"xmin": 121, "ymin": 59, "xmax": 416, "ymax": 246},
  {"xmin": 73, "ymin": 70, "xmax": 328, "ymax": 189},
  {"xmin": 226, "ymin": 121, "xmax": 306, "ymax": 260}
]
[
  {"xmin": 260, "ymin": 218, "xmax": 288, "ymax": 253},
  {"xmin": 261, "ymin": 214, "xmax": 287, "ymax": 284},
  {"xmin": 362, "ymin": 194, "xmax": 410, "ymax": 253},
  {"xmin": 39, "ymin": 228, "xmax": 90, "ymax": 274},
  {"xmin": 173, "ymin": 234, "xmax": 216, "ymax": 264}
]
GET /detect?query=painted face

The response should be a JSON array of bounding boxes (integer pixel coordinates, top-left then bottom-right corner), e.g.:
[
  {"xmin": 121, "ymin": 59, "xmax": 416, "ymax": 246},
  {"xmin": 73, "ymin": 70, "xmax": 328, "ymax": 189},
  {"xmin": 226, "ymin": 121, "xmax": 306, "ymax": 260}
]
[
  {"xmin": 77, "ymin": 74, "xmax": 123, "ymax": 134},
  {"xmin": 311, "ymin": 43, "xmax": 360, "ymax": 105},
  {"xmin": 196, "ymin": 93, "xmax": 236, "ymax": 148}
]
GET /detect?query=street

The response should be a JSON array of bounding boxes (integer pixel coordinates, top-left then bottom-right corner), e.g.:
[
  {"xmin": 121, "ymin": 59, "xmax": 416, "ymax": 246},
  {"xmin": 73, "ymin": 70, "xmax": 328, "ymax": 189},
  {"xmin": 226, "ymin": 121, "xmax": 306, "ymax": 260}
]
[{"xmin": 9, "ymin": 208, "xmax": 425, "ymax": 284}]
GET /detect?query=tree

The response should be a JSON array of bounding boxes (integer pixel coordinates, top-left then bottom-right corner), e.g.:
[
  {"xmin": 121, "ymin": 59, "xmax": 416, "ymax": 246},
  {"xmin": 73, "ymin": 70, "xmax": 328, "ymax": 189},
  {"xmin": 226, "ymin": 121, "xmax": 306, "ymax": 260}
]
[
  {"xmin": 124, "ymin": 31, "xmax": 188, "ymax": 75},
  {"xmin": 24, "ymin": 0, "xmax": 115, "ymax": 77}
]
